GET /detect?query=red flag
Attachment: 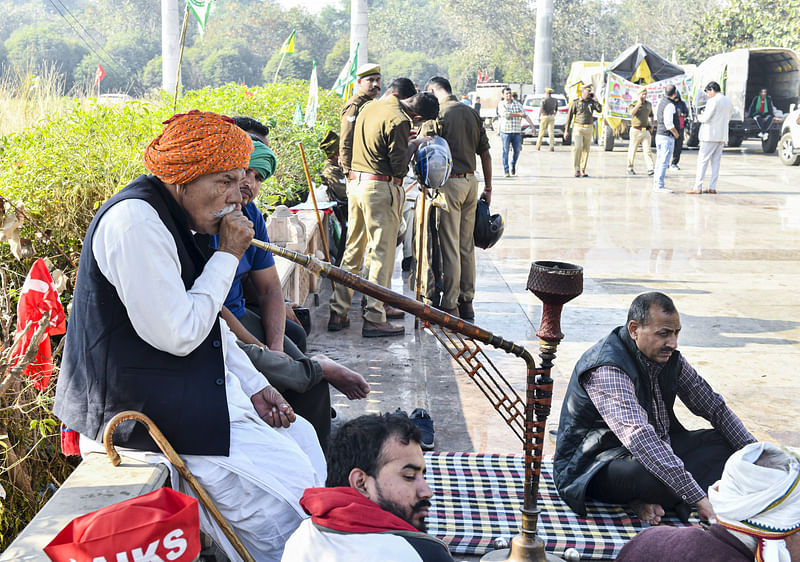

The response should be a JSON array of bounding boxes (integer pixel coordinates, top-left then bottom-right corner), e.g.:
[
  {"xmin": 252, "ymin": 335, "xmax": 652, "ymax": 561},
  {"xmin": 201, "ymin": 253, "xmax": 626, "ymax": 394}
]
[
  {"xmin": 94, "ymin": 64, "xmax": 106, "ymax": 86},
  {"xmin": 477, "ymin": 69, "xmax": 483, "ymax": 83},
  {"xmin": 9, "ymin": 258, "xmax": 66, "ymax": 391}
]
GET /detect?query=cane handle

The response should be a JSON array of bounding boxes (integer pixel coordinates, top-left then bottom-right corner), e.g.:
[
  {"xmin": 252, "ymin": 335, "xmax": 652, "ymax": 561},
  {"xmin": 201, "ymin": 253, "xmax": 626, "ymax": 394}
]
[{"xmin": 103, "ymin": 410, "xmax": 256, "ymax": 562}]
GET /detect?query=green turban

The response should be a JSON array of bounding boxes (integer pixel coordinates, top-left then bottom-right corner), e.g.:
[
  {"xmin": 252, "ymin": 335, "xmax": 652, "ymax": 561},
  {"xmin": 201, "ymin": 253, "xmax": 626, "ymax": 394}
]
[{"xmin": 250, "ymin": 141, "xmax": 277, "ymax": 181}]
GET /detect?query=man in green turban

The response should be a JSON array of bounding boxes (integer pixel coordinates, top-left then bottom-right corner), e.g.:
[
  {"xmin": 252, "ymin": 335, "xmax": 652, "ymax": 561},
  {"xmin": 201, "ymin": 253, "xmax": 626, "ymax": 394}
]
[{"xmin": 211, "ymin": 122, "xmax": 370, "ymax": 450}]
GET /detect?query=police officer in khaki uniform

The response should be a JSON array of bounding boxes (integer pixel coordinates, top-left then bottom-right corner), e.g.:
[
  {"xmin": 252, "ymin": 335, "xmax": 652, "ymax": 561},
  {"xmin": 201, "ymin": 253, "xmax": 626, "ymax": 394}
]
[
  {"xmin": 339, "ymin": 64, "xmax": 382, "ymax": 174},
  {"xmin": 329, "ymin": 92, "xmax": 440, "ymax": 337},
  {"xmin": 537, "ymin": 88, "xmax": 559, "ymax": 151},
  {"xmin": 320, "ymin": 130, "xmax": 346, "ymax": 200},
  {"xmin": 627, "ymin": 87, "xmax": 655, "ymax": 175},
  {"xmin": 565, "ymin": 85, "xmax": 602, "ymax": 177},
  {"xmin": 421, "ymin": 76, "xmax": 492, "ymax": 321}
]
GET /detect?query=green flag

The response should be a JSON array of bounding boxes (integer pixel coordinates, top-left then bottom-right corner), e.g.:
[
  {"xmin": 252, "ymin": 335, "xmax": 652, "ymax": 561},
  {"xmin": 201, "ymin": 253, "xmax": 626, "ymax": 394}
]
[
  {"xmin": 332, "ymin": 43, "xmax": 358, "ymax": 98},
  {"xmin": 304, "ymin": 62, "xmax": 319, "ymax": 128},
  {"xmin": 280, "ymin": 29, "xmax": 296, "ymax": 55},
  {"xmin": 292, "ymin": 101, "xmax": 304, "ymax": 126},
  {"xmin": 187, "ymin": 0, "xmax": 213, "ymax": 33}
]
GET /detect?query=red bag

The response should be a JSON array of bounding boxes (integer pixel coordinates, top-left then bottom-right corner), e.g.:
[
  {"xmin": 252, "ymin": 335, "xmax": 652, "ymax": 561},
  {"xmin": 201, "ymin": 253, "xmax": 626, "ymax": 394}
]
[
  {"xmin": 44, "ymin": 488, "xmax": 201, "ymax": 562},
  {"xmin": 9, "ymin": 258, "xmax": 66, "ymax": 390}
]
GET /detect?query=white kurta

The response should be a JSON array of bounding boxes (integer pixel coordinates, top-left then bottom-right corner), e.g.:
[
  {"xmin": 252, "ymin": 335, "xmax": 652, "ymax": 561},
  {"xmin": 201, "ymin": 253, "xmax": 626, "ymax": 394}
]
[
  {"xmin": 81, "ymin": 198, "xmax": 326, "ymax": 562},
  {"xmin": 281, "ymin": 519, "xmax": 426, "ymax": 562}
]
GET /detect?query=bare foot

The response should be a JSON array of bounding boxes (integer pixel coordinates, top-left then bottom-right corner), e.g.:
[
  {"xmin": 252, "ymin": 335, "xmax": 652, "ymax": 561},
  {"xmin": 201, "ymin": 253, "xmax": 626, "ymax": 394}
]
[
  {"xmin": 313, "ymin": 355, "xmax": 370, "ymax": 400},
  {"xmin": 630, "ymin": 500, "xmax": 665, "ymax": 525}
]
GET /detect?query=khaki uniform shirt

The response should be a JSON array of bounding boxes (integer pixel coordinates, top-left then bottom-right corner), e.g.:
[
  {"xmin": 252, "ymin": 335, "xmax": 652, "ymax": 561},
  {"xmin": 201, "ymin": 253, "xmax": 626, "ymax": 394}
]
[
  {"xmin": 420, "ymin": 95, "xmax": 490, "ymax": 174},
  {"xmin": 628, "ymin": 99, "xmax": 653, "ymax": 128},
  {"xmin": 321, "ymin": 161, "xmax": 347, "ymax": 200},
  {"xmin": 540, "ymin": 96, "xmax": 559, "ymax": 116},
  {"xmin": 339, "ymin": 91, "xmax": 374, "ymax": 173},
  {"xmin": 350, "ymin": 96, "xmax": 412, "ymax": 178},
  {"xmin": 567, "ymin": 97, "xmax": 602, "ymax": 128}
]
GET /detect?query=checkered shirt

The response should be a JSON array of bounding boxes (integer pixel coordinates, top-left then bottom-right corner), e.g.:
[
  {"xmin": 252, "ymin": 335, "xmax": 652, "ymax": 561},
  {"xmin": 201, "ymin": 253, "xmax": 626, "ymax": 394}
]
[
  {"xmin": 581, "ymin": 355, "xmax": 755, "ymax": 505},
  {"xmin": 497, "ymin": 100, "xmax": 526, "ymax": 133}
]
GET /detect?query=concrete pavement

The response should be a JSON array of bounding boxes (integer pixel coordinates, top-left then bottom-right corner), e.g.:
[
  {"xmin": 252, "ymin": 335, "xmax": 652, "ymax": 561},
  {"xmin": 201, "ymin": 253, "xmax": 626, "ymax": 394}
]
[{"xmin": 305, "ymin": 133, "xmax": 800, "ymax": 460}]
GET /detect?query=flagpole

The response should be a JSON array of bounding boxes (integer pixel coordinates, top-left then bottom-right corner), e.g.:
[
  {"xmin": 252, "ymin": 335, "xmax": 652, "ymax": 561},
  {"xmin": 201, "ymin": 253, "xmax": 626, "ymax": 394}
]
[
  {"xmin": 273, "ymin": 52, "xmax": 287, "ymax": 83},
  {"xmin": 172, "ymin": 3, "xmax": 190, "ymax": 112}
]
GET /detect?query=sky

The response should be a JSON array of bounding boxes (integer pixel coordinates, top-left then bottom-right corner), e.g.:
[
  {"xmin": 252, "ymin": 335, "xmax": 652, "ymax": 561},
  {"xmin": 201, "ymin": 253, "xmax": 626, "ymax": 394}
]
[{"xmin": 276, "ymin": 0, "xmax": 342, "ymax": 13}]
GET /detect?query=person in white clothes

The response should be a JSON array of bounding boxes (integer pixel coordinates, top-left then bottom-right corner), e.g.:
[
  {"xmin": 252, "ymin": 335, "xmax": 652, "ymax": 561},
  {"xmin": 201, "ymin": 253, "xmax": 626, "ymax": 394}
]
[
  {"xmin": 687, "ymin": 81, "xmax": 734, "ymax": 194},
  {"xmin": 55, "ymin": 111, "xmax": 326, "ymax": 562}
]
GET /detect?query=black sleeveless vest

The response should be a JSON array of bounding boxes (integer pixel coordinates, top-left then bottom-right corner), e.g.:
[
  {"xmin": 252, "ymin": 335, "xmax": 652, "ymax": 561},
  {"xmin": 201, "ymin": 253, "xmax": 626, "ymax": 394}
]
[
  {"xmin": 54, "ymin": 175, "xmax": 231, "ymax": 455},
  {"xmin": 656, "ymin": 96, "xmax": 680, "ymax": 136},
  {"xmin": 552, "ymin": 326, "xmax": 684, "ymax": 514}
]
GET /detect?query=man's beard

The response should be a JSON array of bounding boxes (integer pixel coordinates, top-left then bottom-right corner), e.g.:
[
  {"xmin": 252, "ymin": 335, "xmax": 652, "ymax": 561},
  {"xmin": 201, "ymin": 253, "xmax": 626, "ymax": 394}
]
[{"xmin": 375, "ymin": 484, "xmax": 431, "ymax": 532}]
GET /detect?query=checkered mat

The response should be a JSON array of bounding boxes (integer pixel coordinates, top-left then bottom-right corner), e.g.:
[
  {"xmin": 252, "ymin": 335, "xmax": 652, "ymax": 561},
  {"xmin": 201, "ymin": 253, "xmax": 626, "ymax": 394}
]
[{"xmin": 424, "ymin": 452, "xmax": 695, "ymax": 559}]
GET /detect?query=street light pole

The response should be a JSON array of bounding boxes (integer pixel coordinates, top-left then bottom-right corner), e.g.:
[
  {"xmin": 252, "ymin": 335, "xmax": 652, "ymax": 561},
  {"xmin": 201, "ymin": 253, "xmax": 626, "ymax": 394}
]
[
  {"xmin": 533, "ymin": 0, "xmax": 554, "ymax": 93},
  {"xmin": 161, "ymin": 0, "xmax": 181, "ymax": 93},
  {"xmin": 351, "ymin": 0, "xmax": 368, "ymax": 68}
]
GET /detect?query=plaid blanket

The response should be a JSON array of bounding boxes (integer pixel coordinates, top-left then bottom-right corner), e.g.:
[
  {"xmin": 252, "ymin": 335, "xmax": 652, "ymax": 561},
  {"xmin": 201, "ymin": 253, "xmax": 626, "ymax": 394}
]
[{"xmin": 424, "ymin": 452, "xmax": 696, "ymax": 559}]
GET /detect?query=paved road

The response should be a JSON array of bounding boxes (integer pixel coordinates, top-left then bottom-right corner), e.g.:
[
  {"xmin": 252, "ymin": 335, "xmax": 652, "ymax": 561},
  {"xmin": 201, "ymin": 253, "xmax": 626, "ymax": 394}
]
[{"xmin": 306, "ymin": 133, "xmax": 800, "ymax": 460}]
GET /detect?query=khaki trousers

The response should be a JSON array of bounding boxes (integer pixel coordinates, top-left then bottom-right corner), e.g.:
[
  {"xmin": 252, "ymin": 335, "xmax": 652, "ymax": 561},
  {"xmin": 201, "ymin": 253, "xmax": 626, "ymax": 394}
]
[
  {"xmin": 627, "ymin": 127, "xmax": 654, "ymax": 171},
  {"xmin": 421, "ymin": 176, "xmax": 478, "ymax": 309},
  {"xmin": 537, "ymin": 115, "xmax": 555, "ymax": 149},
  {"xmin": 571, "ymin": 124, "xmax": 593, "ymax": 172},
  {"xmin": 330, "ymin": 178, "xmax": 403, "ymax": 323}
]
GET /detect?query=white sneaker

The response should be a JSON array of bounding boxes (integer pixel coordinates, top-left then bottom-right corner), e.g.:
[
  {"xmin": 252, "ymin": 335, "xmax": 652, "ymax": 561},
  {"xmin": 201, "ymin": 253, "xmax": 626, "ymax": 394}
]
[
  {"xmin": 670, "ymin": 164, "xmax": 680, "ymax": 170},
  {"xmin": 653, "ymin": 186, "xmax": 672, "ymax": 193}
]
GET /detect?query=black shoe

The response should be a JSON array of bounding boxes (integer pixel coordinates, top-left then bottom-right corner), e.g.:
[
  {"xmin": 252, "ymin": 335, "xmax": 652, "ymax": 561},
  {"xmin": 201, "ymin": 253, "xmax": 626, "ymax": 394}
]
[
  {"xmin": 627, "ymin": 169, "xmax": 635, "ymax": 175},
  {"xmin": 401, "ymin": 256, "xmax": 413, "ymax": 272},
  {"xmin": 393, "ymin": 407, "xmax": 408, "ymax": 417},
  {"xmin": 647, "ymin": 169, "xmax": 655, "ymax": 176},
  {"xmin": 410, "ymin": 408, "xmax": 435, "ymax": 450},
  {"xmin": 511, "ymin": 167, "xmax": 516, "ymax": 176},
  {"xmin": 458, "ymin": 301, "xmax": 475, "ymax": 322},
  {"xmin": 328, "ymin": 312, "xmax": 350, "ymax": 332}
]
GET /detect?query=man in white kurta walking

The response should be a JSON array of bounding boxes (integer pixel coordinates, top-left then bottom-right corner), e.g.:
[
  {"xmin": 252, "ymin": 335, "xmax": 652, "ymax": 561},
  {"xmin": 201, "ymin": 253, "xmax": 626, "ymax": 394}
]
[
  {"xmin": 55, "ymin": 111, "xmax": 325, "ymax": 561},
  {"xmin": 687, "ymin": 81, "xmax": 734, "ymax": 195}
]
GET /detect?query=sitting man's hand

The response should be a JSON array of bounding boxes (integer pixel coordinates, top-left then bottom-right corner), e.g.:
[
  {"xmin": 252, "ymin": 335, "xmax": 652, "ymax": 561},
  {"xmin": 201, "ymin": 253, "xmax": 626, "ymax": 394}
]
[
  {"xmin": 695, "ymin": 496, "xmax": 716, "ymax": 524},
  {"xmin": 251, "ymin": 386, "xmax": 296, "ymax": 428}
]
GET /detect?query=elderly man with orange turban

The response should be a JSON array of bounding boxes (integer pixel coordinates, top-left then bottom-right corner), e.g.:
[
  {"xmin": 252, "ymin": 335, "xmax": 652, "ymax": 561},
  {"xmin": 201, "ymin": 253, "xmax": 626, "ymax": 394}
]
[{"xmin": 55, "ymin": 110, "xmax": 326, "ymax": 561}]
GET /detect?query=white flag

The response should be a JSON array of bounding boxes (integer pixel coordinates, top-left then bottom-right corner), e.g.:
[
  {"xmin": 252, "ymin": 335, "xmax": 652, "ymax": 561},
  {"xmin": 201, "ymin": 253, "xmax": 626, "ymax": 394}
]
[
  {"xmin": 304, "ymin": 62, "xmax": 319, "ymax": 128},
  {"xmin": 332, "ymin": 43, "xmax": 358, "ymax": 98}
]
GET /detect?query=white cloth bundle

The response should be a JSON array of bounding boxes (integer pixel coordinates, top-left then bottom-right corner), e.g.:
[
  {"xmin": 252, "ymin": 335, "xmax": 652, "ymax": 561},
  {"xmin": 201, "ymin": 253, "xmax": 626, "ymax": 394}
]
[{"xmin": 709, "ymin": 442, "xmax": 800, "ymax": 562}]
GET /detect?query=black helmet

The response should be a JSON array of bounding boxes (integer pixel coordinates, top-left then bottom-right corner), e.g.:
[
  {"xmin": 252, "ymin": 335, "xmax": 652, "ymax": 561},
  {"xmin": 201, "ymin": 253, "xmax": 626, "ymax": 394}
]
[
  {"xmin": 474, "ymin": 199, "xmax": 504, "ymax": 249},
  {"xmin": 413, "ymin": 136, "xmax": 453, "ymax": 189}
]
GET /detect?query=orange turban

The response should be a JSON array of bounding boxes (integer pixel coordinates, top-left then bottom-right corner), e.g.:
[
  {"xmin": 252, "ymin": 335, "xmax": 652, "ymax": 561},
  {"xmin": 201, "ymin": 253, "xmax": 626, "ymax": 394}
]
[{"xmin": 143, "ymin": 110, "xmax": 254, "ymax": 185}]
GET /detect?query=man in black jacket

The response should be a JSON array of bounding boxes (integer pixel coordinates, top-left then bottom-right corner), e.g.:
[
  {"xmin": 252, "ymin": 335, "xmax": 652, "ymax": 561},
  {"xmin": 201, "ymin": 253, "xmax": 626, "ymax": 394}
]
[
  {"xmin": 553, "ymin": 292, "xmax": 755, "ymax": 525},
  {"xmin": 55, "ymin": 111, "xmax": 326, "ymax": 561}
]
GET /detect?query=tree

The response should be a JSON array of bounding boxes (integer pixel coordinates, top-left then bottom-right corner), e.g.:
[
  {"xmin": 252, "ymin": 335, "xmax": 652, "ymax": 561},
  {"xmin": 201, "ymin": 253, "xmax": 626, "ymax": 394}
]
[
  {"xmin": 380, "ymin": 51, "xmax": 445, "ymax": 88},
  {"xmin": 4, "ymin": 23, "xmax": 88, "ymax": 91},
  {"xmin": 73, "ymin": 33, "xmax": 160, "ymax": 95},
  {"xmin": 679, "ymin": 0, "xmax": 800, "ymax": 64}
]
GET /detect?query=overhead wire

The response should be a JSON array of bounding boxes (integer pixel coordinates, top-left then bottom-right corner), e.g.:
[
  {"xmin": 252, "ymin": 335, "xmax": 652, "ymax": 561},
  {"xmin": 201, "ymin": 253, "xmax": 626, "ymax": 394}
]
[{"xmin": 45, "ymin": 0, "xmax": 127, "ymax": 75}]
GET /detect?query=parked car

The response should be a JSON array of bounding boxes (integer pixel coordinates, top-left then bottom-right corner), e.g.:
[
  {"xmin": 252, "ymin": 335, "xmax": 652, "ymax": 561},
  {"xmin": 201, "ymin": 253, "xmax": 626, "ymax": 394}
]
[
  {"xmin": 779, "ymin": 107, "xmax": 800, "ymax": 166},
  {"xmin": 520, "ymin": 93, "xmax": 568, "ymax": 141}
]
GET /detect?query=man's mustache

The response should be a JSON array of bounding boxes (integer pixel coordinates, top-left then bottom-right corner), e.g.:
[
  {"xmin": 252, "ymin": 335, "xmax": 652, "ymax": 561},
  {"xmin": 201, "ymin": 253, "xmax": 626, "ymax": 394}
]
[
  {"xmin": 212, "ymin": 204, "xmax": 236, "ymax": 219},
  {"xmin": 412, "ymin": 499, "xmax": 431, "ymax": 513}
]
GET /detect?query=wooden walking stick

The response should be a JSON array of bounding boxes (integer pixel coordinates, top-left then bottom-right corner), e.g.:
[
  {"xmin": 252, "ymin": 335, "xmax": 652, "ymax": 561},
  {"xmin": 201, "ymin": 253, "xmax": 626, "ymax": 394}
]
[
  {"xmin": 297, "ymin": 141, "xmax": 335, "ymax": 290},
  {"xmin": 414, "ymin": 186, "xmax": 428, "ymax": 330},
  {"xmin": 103, "ymin": 411, "xmax": 255, "ymax": 562}
]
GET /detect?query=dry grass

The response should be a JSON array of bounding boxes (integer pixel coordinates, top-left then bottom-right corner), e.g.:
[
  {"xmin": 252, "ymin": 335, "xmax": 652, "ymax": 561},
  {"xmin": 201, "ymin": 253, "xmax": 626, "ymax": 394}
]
[{"xmin": 0, "ymin": 63, "xmax": 87, "ymax": 137}]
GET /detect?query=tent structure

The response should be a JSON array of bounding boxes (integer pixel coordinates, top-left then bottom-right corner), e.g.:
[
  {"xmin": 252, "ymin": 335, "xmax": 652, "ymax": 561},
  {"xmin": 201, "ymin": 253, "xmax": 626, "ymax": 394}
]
[{"xmin": 607, "ymin": 43, "xmax": 684, "ymax": 84}]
